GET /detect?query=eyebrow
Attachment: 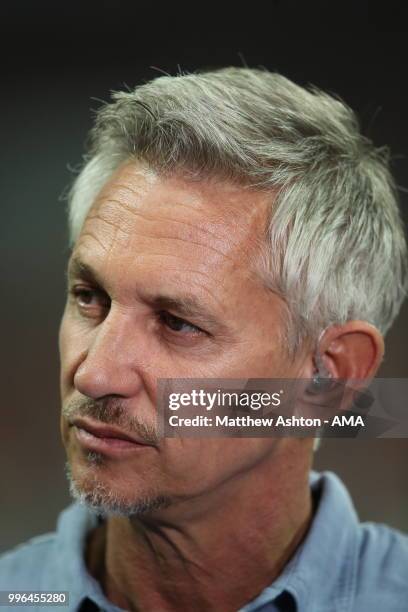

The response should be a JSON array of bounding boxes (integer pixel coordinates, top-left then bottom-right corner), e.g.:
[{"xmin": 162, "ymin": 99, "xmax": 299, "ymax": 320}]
[
  {"xmin": 67, "ymin": 257, "xmax": 104, "ymax": 286},
  {"xmin": 147, "ymin": 294, "xmax": 221, "ymax": 329},
  {"xmin": 67, "ymin": 256, "xmax": 223, "ymax": 330}
]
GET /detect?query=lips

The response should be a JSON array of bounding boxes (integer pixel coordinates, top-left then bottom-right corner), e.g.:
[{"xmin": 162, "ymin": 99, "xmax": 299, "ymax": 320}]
[
  {"xmin": 71, "ymin": 417, "xmax": 155, "ymax": 455},
  {"xmin": 73, "ymin": 418, "xmax": 148, "ymax": 443}
]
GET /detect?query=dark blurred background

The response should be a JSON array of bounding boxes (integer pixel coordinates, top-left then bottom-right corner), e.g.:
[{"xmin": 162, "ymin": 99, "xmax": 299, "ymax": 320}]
[{"xmin": 1, "ymin": 3, "xmax": 407, "ymax": 552}]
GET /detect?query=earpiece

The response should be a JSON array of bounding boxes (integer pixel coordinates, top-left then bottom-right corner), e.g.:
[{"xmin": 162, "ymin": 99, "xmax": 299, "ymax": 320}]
[
  {"xmin": 309, "ymin": 353, "xmax": 332, "ymax": 393},
  {"xmin": 310, "ymin": 371, "xmax": 332, "ymax": 392}
]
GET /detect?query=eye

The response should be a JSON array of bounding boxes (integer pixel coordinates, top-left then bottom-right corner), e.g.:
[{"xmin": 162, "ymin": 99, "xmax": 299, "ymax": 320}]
[
  {"xmin": 70, "ymin": 286, "xmax": 110, "ymax": 314},
  {"xmin": 158, "ymin": 311, "xmax": 203, "ymax": 335}
]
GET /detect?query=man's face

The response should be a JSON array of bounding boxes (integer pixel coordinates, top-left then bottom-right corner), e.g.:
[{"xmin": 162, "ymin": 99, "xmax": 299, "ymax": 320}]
[{"xmin": 59, "ymin": 162, "xmax": 305, "ymax": 516}]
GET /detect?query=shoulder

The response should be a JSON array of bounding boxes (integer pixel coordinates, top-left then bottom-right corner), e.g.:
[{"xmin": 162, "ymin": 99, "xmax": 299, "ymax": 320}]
[
  {"xmin": 0, "ymin": 502, "xmax": 99, "ymax": 597},
  {"xmin": 0, "ymin": 532, "xmax": 57, "ymax": 589},
  {"xmin": 353, "ymin": 521, "xmax": 408, "ymax": 610},
  {"xmin": 309, "ymin": 472, "xmax": 408, "ymax": 611}
]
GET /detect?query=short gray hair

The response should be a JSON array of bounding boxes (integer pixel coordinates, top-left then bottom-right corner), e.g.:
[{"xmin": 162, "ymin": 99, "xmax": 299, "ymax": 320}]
[{"xmin": 67, "ymin": 67, "xmax": 408, "ymax": 351}]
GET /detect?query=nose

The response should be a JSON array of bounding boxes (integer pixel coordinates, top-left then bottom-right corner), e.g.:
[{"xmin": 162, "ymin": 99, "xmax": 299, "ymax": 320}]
[{"xmin": 74, "ymin": 308, "xmax": 145, "ymax": 400}]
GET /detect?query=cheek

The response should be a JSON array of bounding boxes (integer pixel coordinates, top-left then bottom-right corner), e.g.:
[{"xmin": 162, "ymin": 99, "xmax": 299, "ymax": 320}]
[
  {"xmin": 162, "ymin": 438, "xmax": 274, "ymax": 493},
  {"xmin": 59, "ymin": 309, "xmax": 88, "ymax": 395}
]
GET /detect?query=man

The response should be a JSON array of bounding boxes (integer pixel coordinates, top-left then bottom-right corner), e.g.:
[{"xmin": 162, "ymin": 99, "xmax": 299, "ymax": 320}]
[{"xmin": 1, "ymin": 67, "xmax": 407, "ymax": 611}]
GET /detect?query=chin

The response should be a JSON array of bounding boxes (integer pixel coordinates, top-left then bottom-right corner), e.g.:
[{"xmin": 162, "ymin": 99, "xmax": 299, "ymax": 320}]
[{"xmin": 65, "ymin": 455, "xmax": 172, "ymax": 518}]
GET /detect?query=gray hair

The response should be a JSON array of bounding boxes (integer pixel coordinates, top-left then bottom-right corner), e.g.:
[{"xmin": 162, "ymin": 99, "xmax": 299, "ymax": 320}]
[{"xmin": 67, "ymin": 67, "xmax": 408, "ymax": 351}]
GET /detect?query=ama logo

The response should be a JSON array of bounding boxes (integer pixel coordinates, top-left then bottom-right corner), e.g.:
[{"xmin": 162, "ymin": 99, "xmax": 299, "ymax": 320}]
[{"xmin": 331, "ymin": 415, "xmax": 365, "ymax": 426}]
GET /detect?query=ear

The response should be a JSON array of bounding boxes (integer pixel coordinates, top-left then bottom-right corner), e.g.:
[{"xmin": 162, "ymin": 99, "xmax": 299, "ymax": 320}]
[{"xmin": 314, "ymin": 321, "xmax": 384, "ymax": 380}]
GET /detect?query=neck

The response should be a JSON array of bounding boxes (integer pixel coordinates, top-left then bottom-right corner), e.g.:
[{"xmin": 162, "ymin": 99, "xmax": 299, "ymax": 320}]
[{"xmin": 86, "ymin": 442, "xmax": 313, "ymax": 612}]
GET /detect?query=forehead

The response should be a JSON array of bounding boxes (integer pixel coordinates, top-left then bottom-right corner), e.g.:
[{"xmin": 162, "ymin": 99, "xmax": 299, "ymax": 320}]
[{"xmin": 74, "ymin": 162, "xmax": 271, "ymax": 296}]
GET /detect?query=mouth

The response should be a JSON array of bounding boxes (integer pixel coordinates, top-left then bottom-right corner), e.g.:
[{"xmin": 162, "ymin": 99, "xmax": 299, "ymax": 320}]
[{"xmin": 71, "ymin": 418, "xmax": 156, "ymax": 456}]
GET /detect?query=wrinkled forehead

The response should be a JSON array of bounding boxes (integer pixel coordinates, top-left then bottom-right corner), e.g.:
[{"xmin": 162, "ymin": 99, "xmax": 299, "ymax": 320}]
[{"xmin": 77, "ymin": 161, "xmax": 271, "ymax": 270}]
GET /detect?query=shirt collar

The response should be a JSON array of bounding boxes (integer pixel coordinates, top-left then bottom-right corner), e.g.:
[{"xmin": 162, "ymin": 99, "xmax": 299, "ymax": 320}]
[
  {"xmin": 289, "ymin": 470, "xmax": 359, "ymax": 611},
  {"xmin": 54, "ymin": 502, "xmax": 121, "ymax": 611},
  {"xmin": 54, "ymin": 471, "xmax": 360, "ymax": 612},
  {"xmin": 239, "ymin": 470, "xmax": 360, "ymax": 611}
]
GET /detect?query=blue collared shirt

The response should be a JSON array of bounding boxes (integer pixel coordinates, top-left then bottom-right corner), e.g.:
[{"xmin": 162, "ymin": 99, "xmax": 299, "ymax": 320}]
[{"xmin": 0, "ymin": 471, "xmax": 407, "ymax": 611}]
